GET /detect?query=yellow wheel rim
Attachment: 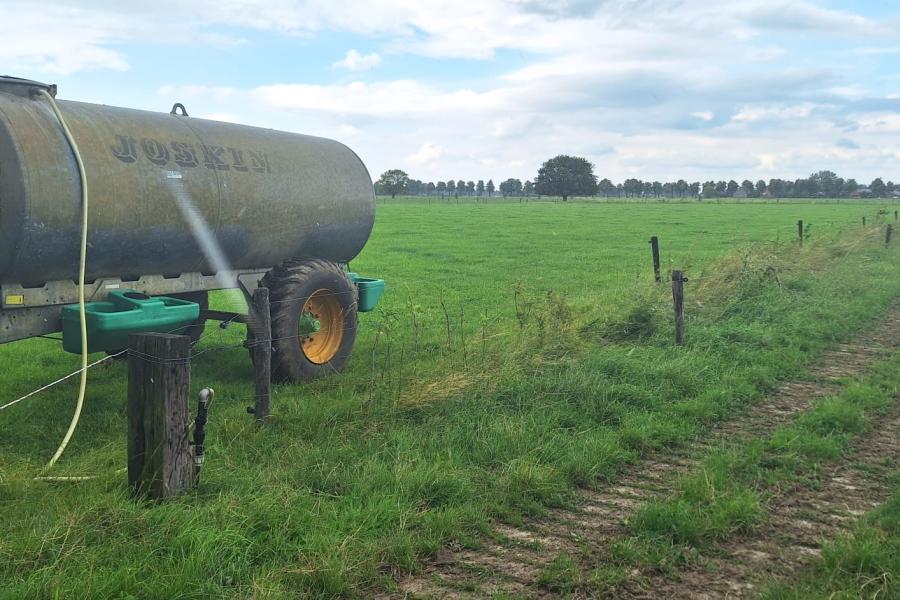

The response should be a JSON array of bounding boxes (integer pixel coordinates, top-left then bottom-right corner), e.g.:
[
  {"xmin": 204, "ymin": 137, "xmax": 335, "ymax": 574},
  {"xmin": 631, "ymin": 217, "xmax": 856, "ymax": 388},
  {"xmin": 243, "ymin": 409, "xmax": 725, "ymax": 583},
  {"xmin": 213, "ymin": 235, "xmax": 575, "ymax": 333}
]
[{"xmin": 301, "ymin": 289, "xmax": 344, "ymax": 364}]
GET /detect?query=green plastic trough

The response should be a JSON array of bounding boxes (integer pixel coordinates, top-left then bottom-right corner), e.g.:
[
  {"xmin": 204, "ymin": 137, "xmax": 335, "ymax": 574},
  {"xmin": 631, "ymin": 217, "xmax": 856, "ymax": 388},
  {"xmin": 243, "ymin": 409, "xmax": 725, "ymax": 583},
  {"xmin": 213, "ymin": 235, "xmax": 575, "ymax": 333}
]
[
  {"xmin": 348, "ymin": 273, "xmax": 386, "ymax": 312},
  {"xmin": 62, "ymin": 290, "xmax": 200, "ymax": 354}
]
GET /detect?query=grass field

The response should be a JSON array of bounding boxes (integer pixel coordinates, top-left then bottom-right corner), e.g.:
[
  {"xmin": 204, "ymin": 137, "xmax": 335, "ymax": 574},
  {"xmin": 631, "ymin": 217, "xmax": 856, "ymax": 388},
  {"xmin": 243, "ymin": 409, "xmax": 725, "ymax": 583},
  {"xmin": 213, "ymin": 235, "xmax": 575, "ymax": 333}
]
[{"xmin": 1, "ymin": 200, "xmax": 899, "ymax": 598}]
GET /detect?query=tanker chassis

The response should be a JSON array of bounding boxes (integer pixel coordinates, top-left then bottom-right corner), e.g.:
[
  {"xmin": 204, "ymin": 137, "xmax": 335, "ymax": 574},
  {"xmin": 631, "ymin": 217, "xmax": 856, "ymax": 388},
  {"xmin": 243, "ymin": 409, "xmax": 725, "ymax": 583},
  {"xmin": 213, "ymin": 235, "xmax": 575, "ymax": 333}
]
[{"xmin": 0, "ymin": 76, "xmax": 382, "ymax": 382}]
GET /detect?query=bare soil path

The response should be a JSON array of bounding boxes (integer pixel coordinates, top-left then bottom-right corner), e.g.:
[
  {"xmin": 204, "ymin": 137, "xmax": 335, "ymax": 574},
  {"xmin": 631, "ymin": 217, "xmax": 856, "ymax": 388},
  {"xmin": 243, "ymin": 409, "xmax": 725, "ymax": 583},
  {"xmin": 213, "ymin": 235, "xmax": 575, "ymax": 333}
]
[
  {"xmin": 616, "ymin": 407, "xmax": 900, "ymax": 599},
  {"xmin": 383, "ymin": 306, "xmax": 900, "ymax": 599}
]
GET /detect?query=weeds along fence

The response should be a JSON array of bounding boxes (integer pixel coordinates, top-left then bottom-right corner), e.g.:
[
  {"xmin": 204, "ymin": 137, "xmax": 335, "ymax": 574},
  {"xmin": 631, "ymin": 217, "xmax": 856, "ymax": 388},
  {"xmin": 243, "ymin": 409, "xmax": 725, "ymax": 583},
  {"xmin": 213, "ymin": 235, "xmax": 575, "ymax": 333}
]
[{"xmin": 1, "ymin": 209, "xmax": 896, "ymax": 476}]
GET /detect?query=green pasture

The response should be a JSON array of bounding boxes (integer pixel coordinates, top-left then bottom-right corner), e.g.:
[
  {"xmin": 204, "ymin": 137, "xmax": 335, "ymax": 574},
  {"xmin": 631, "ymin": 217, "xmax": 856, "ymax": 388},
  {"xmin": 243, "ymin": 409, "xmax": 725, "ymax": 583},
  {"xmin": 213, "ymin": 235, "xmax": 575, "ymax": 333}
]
[{"xmin": 1, "ymin": 200, "xmax": 899, "ymax": 598}]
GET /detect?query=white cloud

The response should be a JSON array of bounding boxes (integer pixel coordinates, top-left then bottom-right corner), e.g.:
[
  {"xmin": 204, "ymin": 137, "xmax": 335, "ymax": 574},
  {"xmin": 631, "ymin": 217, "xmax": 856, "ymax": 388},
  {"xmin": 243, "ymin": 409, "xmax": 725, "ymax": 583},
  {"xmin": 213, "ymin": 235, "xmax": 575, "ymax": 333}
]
[
  {"xmin": 4, "ymin": 0, "xmax": 899, "ymax": 182},
  {"xmin": 337, "ymin": 124, "xmax": 361, "ymax": 137},
  {"xmin": 828, "ymin": 85, "xmax": 868, "ymax": 100},
  {"xmin": 407, "ymin": 142, "xmax": 444, "ymax": 166},
  {"xmin": 741, "ymin": 1, "xmax": 892, "ymax": 36},
  {"xmin": 757, "ymin": 154, "xmax": 778, "ymax": 170},
  {"xmin": 731, "ymin": 104, "xmax": 816, "ymax": 122},
  {"xmin": 332, "ymin": 50, "xmax": 382, "ymax": 71},
  {"xmin": 852, "ymin": 113, "xmax": 900, "ymax": 134},
  {"xmin": 248, "ymin": 81, "xmax": 506, "ymax": 116},
  {"xmin": 0, "ymin": 4, "xmax": 130, "ymax": 74},
  {"xmin": 854, "ymin": 45, "xmax": 900, "ymax": 56},
  {"xmin": 9, "ymin": 0, "xmax": 891, "ymax": 74}
]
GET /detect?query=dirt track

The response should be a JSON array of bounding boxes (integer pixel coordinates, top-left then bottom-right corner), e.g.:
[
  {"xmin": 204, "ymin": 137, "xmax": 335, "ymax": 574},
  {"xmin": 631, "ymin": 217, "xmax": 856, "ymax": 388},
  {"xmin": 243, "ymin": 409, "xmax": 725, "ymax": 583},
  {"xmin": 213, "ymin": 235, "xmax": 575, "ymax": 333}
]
[
  {"xmin": 384, "ymin": 306, "xmax": 900, "ymax": 599},
  {"xmin": 616, "ymin": 407, "xmax": 900, "ymax": 599}
]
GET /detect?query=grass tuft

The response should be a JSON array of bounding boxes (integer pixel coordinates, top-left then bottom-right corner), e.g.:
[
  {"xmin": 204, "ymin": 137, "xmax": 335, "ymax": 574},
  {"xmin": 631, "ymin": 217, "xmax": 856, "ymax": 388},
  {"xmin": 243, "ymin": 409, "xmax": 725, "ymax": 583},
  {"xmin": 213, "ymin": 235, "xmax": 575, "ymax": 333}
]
[{"xmin": 536, "ymin": 552, "xmax": 581, "ymax": 593}]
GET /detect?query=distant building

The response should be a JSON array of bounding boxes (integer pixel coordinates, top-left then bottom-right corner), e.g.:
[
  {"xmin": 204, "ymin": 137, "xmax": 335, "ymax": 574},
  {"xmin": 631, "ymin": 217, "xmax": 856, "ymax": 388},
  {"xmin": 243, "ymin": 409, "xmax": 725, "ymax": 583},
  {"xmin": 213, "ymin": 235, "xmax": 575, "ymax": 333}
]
[
  {"xmin": 852, "ymin": 187, "xmax": 873, "ymax": 198},
  {"xmin": 733, "ymin": 188, "xmax": 749, "ymax": 198}
]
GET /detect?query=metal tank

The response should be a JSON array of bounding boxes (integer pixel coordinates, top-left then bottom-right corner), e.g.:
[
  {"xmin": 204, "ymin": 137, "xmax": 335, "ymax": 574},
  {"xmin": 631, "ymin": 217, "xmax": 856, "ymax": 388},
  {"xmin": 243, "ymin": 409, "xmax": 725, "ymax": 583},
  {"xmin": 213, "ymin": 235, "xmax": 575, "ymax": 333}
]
[
  {"xmin": 0, "ymin": 76, "xmax": 377, "ymax": 350},
  {"xmin": 0, "ymin": 76, "xmax": 375, "ymax": 287}
]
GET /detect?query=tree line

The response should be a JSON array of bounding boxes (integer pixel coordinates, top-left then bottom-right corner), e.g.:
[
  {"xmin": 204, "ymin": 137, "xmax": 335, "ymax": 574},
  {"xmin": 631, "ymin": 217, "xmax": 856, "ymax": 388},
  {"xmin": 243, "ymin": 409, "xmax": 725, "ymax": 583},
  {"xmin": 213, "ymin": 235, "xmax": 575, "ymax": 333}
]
[
  {"xmin": 376, "ymin": 160, "xmax": 899, "ymax": 201},
  {"xmin": 374, "ymin": 173, "xmax": 533, "ymax": 199}
]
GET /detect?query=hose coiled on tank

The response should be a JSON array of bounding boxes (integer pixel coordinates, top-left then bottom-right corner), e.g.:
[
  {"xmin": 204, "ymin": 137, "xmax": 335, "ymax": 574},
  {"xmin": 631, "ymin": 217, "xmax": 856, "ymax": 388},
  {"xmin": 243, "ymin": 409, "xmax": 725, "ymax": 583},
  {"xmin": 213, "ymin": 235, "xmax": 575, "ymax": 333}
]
[{"xmin": 35, "ymin": 88, "xmax": 89, "ymax": 470}]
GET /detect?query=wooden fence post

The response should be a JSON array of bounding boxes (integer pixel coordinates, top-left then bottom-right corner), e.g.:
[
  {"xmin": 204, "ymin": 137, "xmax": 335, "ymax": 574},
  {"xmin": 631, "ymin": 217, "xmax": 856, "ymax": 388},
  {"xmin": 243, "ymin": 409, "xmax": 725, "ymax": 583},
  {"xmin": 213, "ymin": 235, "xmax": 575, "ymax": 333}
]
[
  {"xmin": 863, "ymin": 216, "xmax": 867, "ymax": 226},
  {"xmin": 127, "ymin": 332, "xmax": 194, "ymax": 499},
  {"xmin": 672, "ymin": 270, "xmax": 686, "ymax": 345},
  {"xmin": 247, "ymin": 286, "xmax": 272, "ymax": 422},
  {"xmin": 886, "ymin": 224, "xmax": 893, "ymax": 248},
  {"xmin": 797, "ymin": 220, "xmax": 803, "ymax": 246},
  {"xmin": 649, "ymin": 236, "xmax": 661, "ymax": 282}
]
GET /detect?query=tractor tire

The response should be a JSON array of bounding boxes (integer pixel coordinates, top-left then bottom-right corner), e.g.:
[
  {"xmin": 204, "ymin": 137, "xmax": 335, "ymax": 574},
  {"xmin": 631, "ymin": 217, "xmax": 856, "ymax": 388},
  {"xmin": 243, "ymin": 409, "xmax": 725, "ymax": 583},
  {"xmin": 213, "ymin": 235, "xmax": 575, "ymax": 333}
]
[{"xmin": 262, "ymin": 259, "xmax": 358, "ymax": 382}]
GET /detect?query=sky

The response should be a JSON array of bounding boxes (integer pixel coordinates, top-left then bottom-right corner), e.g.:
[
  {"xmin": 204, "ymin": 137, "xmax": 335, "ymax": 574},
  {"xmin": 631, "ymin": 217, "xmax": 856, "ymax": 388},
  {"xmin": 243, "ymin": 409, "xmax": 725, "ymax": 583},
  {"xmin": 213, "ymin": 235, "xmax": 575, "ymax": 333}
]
[{"xmin": 1, "ymin": 0, "xmax": 899, "ymax": 184}]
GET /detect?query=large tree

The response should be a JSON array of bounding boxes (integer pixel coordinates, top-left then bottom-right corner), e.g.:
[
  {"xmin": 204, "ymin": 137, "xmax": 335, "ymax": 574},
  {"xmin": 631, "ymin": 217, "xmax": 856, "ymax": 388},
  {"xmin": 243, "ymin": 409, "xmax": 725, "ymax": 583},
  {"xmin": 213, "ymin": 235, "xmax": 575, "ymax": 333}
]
[
  {"xmin": 871, "ymin": 177, "xmax": 886, "ymax": 197},
  {"xmin": 523, "ymin": 180, "xmax": 534, "ymax": 196},
  {"xmin": 715, "ymin": 181, "xmax": 727, "ymax": 196},
  {"xmin": 499, "ymin": 178, "xmax": 522, "ymax": 197},
  {"xmin": 376, "ymin": 169, "xmax": 409, "ymax": 198},
  {"xmin": 689, "ymin": 181, "xmax": 700, "ymax": 197},
  {"xmin": 755, "ymin": 180, "xmax": 767, "ymax": 196},
  {"xmin": 769, "ymin": 178, "xmax": 786, "ymax": 197},
  {"xmin": 812, "ymin": 170, "xmax": 837, "ymax": 196},
  {"xmin": 623, "ymin": 178, "xmax": 642, "ymax": 198},
  {"xmin": 598, "ymin": 178, "xmax": 615, "ymax": 197},
  {"xmin": 486, "ymin": 179, "xmax": 495, "ymax": 197},
  {"xmin": 476, "ymin": 180, "xmax": 485, "ymax": 196},
  {"xmin": 726, "ymin": 180, "xmax": 739, "ymax": 196},
  {"xmin": 741, "ymin": 180, "xmax": 754, "ymax": 195},
  {"xmin": 534, "ymin": 155, "xmax": 598, "ymax": 201}
]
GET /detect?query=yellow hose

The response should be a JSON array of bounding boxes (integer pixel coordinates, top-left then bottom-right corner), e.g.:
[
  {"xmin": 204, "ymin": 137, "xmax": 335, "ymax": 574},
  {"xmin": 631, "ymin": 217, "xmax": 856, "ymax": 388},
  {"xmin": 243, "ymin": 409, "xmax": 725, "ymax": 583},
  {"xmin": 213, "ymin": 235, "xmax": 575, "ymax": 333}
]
[{"xmin": 37, "ymin": 89, "xmax": 89, "ymax": 470}]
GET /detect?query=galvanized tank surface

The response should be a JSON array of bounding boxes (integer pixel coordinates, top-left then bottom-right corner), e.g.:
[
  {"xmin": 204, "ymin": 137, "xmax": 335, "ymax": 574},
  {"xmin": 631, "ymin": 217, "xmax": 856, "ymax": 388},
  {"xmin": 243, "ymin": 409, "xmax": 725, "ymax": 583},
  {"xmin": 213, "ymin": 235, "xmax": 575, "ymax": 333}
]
[{"xmin": 0, "ymin": 76, "xmax": 375, "ymax": 287}]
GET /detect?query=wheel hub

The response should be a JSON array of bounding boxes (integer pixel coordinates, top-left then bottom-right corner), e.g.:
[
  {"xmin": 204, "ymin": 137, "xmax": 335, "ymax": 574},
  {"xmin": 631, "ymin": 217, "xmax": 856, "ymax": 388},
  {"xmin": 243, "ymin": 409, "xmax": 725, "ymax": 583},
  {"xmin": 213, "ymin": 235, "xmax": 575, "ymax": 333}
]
[{"xmin": 299, "ymin": 289, "xmax": 344, "ymax": 364}]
